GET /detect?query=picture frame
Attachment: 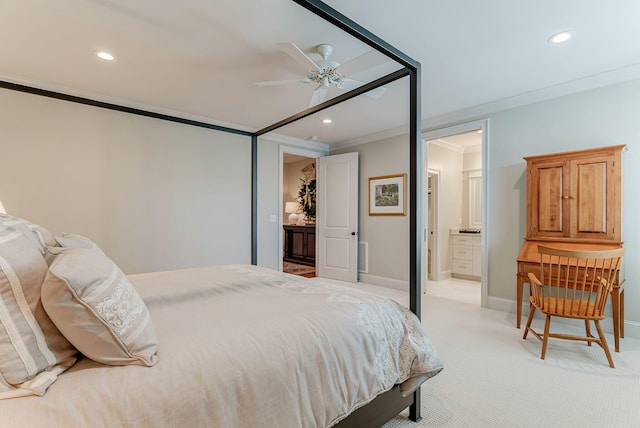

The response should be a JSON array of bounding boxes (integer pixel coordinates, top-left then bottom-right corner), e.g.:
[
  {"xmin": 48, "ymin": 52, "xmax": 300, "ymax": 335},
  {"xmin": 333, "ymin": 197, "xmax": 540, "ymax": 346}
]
[{"xmin": 369, "ymin": 174, "xmax": 406, "ymax": 216}]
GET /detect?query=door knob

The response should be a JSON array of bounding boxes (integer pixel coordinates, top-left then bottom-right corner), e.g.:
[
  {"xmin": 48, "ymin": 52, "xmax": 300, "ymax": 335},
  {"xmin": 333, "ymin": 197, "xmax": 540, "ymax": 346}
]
[{"xmin": 351, "ymin": 232, "xmax": 356, "ymax": 236}]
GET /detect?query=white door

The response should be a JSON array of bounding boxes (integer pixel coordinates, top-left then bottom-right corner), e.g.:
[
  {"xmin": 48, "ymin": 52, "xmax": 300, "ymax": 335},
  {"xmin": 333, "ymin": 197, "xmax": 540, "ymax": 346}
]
[{"xmin": 317, "ymin": 152, "xmax": 358, "ymax": 282}]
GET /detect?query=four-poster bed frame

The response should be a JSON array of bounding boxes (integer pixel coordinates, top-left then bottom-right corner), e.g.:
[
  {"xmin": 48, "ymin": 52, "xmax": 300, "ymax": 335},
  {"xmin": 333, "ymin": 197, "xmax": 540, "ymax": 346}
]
[{"xmin": 0, "ymin": 0, "xmax": 424, "ymax": 425}]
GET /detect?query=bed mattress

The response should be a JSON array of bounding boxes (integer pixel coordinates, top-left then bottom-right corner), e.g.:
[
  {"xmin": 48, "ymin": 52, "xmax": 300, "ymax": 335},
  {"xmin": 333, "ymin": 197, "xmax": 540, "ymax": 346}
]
[{"xmin": 0, "ymin": 264, "xmax": 442, "ymax": 427}]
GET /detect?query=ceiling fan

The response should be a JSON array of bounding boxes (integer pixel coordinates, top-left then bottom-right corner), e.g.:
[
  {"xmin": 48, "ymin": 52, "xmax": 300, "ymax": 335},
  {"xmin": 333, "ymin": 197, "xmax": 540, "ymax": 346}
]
[{"xmin": 255, "ymin": 42, "xmax": 390, "ymax": 107}]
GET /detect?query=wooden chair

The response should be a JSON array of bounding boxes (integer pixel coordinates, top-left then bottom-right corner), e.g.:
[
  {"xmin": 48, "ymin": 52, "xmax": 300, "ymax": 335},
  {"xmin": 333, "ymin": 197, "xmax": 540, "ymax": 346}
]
[{"xmin": 522, "ymin": 245, "xmax": 625, "ymax": 368}]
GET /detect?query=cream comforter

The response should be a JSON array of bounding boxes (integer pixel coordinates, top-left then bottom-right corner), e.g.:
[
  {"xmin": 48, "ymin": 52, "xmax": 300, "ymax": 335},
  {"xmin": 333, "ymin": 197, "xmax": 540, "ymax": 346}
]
[{"xmin": 0, "ymin": 265, "xmax": 443, "ymax": 428}]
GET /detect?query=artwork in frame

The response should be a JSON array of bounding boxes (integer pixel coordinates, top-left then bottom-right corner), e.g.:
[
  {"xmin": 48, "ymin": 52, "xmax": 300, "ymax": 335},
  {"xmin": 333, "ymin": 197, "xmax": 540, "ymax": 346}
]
[{"xmin": 369, "ymin": 174, "xmax": 406, "ymax": 216}]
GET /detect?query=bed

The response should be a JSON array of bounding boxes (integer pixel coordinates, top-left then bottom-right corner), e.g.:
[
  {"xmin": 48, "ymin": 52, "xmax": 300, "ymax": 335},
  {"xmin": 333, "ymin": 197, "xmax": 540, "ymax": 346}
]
[
  {"xmin": 0, "ymin": 214, "xmax": 442, "ymax": 427},
  {"xmin": 0, "ymin": 1, "xmax": 428, "ymax": 425}
]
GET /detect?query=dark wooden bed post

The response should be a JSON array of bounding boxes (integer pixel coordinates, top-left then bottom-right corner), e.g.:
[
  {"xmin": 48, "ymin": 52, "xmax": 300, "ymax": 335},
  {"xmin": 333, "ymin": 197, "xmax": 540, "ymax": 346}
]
[
  {"xmin": 251, "ymin": 134, "xmax": 258, "ymax": 265},
  {"xmin": 408, "ymin": 59, "xmax": 423, "ymax": 423}
]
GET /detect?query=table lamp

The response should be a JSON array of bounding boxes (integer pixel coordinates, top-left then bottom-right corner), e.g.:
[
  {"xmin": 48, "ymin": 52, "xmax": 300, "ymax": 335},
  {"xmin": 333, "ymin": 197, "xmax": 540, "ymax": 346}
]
[{"xmin": 285, "ymin": 201, "xmax": 300, "ymax": 225}]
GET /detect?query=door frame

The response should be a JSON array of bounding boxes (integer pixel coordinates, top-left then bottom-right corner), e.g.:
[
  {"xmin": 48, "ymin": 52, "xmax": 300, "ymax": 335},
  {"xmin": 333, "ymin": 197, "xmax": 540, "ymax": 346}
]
[
  {"xmin": 425, "ymin": 168, "xmax": 441, "ymax": 283},
  {"xmin": 278, "ymin": 145, "xmax": 325, "ymax": 273},
  {"xmin": 422, "ymin": 118, "xmax": 489, "ymax": 307}
]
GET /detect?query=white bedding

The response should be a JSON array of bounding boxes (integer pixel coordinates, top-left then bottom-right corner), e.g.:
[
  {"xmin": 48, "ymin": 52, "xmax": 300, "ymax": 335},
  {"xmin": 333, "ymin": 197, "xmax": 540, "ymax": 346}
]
[{"xmin": 0, "ymin": 264, "xmax": 443, "ymax": 428}]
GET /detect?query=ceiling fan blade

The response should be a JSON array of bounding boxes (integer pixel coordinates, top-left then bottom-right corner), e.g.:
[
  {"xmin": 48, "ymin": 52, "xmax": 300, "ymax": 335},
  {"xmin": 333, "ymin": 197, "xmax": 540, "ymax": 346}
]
[
  {"xmin": 338, "ymin": 78, "xmax": 387, "ymax": 99},
  {"xmin": 309, "ymin": 86, "xmax": 328, "ymax": 107},
  {"xmin": 255, "ymin": 79, "xmax": 309, "ymax": 87},
  {"xmin": 337, "ymin": 50, "xmax": 390, "ymax": 76},
  {"xmin": 277, "ymin": 42, "xmax": 320, "ymax": 72},
  {"xmin": 364, "ymin": 86, "xmax": 386, "ymax": 99}
]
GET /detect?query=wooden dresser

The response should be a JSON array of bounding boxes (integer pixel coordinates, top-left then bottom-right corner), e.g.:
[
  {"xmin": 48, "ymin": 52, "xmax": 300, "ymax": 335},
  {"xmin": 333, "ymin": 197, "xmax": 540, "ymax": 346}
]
[
  {"xmin": 516, "ymin": 144, "xmax": 626, "ymax": 350},
  {"xmin": 283, "ymin": 225, "xmax": 316, "ymax": 266}
]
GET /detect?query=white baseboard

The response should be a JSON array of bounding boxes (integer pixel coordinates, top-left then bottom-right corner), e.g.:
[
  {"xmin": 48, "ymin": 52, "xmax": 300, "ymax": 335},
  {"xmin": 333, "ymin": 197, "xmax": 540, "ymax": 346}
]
[
  {"xmin": 487, "ymin": 296, "xmax": 640, "ymax": 340},
  {"xmin": 358, "ymin": 273, "xmax": 408, "ymax": 291}
]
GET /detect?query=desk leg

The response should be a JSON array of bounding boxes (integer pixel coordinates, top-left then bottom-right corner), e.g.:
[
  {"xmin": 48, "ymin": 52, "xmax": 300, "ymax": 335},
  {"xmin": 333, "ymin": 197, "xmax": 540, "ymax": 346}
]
[
  {"xmin": 621, "ymin": 288, "xmax": 625, "ymax": 339},
  {"xmin": 517, "ymin": 276, "xmax": 523, "ymax": 329},
  {"xmin": 611, "ymin": 288, "xmax": 620, "ymax": 353}
]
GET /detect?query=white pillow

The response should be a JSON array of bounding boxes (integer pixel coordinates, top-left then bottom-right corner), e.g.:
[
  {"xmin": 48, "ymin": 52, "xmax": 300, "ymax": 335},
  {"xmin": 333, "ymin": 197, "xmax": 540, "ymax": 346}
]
[
  {"xmin": 0, "ymin": 213, "xmax": 53, "ymax": 253},
  {"xmin": 54, "ymin": 233, "xmax": 104, "ymax": 253},
  {"xmin": 42, "ymin": 248, "xmax": 159, "ymax": 367},
  {"xmin": 0, "ymin": 224, "xmax": 77, "ymax": 399}
]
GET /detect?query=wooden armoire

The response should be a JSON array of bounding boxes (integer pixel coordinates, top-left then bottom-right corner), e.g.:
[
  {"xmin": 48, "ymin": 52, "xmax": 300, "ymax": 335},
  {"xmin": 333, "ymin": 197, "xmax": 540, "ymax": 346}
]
[{"xmin": 516, "ymin": 144, "xmax": 626, "ymax": 349}]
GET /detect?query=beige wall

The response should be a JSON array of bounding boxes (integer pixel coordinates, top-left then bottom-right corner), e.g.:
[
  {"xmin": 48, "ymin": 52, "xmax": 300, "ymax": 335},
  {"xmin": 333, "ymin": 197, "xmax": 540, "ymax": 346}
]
[
  {"xmin": 428, "ymin": 78, "xmax": 640, "ymax": 328},
  {"xmin": 427, "ymin": 143, "xmax": 464, "ymax": 276},
  {"xmin": 4, "ymin": 75, "xmax": 639, "ymax": 329},
  {"xmin": 333, "ymin": 78, "xmax": 640, "ymax": 331},
  {"xmin": 332, "ymin": 134, "xmax": 410, "ymax": 283},
  {"xmin": 0, "ymin": 88, "xmax": 252, "ymax": 274}
]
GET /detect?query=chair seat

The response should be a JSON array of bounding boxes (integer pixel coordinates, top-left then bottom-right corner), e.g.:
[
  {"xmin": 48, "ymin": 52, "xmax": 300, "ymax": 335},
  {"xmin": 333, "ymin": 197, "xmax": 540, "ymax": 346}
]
[{"xmin": 529, "ymin": 296, "xmax": 604, "ymax": 320}]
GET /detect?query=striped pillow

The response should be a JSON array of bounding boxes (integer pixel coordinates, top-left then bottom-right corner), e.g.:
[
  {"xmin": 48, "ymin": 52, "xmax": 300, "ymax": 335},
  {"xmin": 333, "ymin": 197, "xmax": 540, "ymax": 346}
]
[
  {"xmin": 0, "ymin": 213, "xmax": 53, "ymax": 253},
  {"xmin": 0, "ymin": 226, "xmax": 77, "ymax": 399},
  {"xmin": 42, "ymin": 248, "xmax": 159, "ymax": 367}
]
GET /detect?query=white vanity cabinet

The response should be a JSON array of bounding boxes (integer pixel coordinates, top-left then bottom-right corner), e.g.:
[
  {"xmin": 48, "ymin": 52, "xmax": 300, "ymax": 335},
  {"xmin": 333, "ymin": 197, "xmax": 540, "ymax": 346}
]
[{"xmin": 451, "ymin": 231, "xmax": 481, "ymax": 280}]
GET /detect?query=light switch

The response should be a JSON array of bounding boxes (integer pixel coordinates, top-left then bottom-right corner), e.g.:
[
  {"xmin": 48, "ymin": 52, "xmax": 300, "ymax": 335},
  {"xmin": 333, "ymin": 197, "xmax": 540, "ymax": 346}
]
[{"xmin": 269, "ymin": 214, "xmax": 277, "ymax": 223}]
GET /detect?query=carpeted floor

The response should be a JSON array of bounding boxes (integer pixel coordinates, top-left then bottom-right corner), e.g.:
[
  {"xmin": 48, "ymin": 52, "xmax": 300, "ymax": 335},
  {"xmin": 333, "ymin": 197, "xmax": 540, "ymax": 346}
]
[{"xmin": 336, "ymin": 282, "xmax": 640, "ymax": 428}]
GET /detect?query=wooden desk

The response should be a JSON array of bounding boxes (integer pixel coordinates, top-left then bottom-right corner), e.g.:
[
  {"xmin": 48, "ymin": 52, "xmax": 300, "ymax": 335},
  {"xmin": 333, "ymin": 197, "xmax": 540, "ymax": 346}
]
[{"xmin": 516, "ymin": 240, "xmax": 625, "ymax": 352}]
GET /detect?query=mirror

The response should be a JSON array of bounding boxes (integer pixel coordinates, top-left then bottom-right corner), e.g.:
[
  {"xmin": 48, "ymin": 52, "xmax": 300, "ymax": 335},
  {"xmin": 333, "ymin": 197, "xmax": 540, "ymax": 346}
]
[{"xmin": 468, "ymin": 171, "xmax": 482, "ymax": 229}]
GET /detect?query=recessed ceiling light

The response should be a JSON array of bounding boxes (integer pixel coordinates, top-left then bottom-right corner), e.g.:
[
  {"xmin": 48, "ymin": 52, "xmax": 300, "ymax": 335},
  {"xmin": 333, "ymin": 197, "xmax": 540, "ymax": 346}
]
[
  {"xmin": 548, "ymin": 31, "xmax": 574, "ymax": 44},
  {"xmin": 95, "ymin": 51, "xmax": 115, "ymax": 61},
  {"xmin": 322, "ymin": 119, "xmax": 332, "ymax": 124}
]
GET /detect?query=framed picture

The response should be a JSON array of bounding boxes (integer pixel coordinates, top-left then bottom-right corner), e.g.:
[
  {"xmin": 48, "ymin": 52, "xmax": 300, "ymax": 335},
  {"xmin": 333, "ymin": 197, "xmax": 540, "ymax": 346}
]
[{"xmin": 369, "ymin": 174, "xmax": 406, "ymax": 216}]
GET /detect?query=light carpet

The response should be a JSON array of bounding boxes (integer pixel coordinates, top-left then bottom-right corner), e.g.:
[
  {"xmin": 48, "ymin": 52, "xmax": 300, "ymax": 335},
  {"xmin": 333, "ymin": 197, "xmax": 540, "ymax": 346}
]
[{"xmin": 376, "ymin": 293, "xmax": 640, "ymax": 428}]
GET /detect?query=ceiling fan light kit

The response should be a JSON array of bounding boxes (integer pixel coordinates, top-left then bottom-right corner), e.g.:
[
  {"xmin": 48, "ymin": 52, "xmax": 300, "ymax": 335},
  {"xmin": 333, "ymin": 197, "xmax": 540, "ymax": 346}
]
[{"xmin": 256, "ymin": 42, "xmax": 389, "ymax": 107}]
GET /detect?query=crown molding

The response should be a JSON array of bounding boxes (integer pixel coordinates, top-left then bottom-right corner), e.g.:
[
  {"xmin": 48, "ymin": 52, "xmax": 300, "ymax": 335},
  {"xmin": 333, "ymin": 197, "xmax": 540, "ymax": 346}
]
[
  {"xmin": 330, "ymin": 125, "xmax": 408, "ymax": 151},
  {"xmin": 427, "ymin": 138, "xmax": 465, "ymax": 153},
  {"xmin": 0, "ymin": 72, "xmax": 259, "ymax": 134},
  {"xmin": 333, "ymin": 62, "xmax": 640, "ymax": 147},
  {"xmin": 422, "ymin": 62, "xmax": 640, "ymax": 129},
  {"xmin": 0, "ymin": 73, "xmax": 333, "ymax": 152}
]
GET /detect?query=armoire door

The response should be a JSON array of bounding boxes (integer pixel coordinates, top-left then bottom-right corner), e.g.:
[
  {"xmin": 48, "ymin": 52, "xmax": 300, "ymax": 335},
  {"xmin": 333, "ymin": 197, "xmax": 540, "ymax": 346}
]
[{"xmin": 527, "ymin": 159, "xmax": 568, "ymax": 239}]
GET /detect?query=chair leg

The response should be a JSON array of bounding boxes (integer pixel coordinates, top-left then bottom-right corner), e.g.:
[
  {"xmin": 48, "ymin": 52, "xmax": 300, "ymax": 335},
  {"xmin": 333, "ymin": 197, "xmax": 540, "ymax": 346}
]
[
  {"xmin": 594, "ymin": 320, "xmax": 615, "ymax": 368},
  {"xmin": 585, "ymin": 320, "xmax": 592, "ymax": 347},
  {"xmin": 523, "ymin": 306, "xmax": 536, "ymax": 339},
  {"xmin": 541, "ymin": 315, "xmax": 551, "ymax": 360}
]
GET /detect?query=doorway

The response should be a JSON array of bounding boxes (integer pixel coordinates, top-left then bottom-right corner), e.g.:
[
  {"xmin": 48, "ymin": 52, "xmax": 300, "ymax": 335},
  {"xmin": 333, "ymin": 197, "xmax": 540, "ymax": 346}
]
[
  {"xmin": 281, "ymin": 150, "xmax": 319, "ymax": 277},
  {"xmin": 423, "ymin": 119, "xmax": 488, "ymax": 307},
  {"xmin": 278, "ymin": 147, "xmax": 360, "ymax": 283}
]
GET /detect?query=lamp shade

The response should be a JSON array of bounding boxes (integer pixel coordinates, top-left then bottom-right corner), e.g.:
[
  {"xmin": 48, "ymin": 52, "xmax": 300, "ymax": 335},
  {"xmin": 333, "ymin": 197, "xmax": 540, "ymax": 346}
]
[
  {"xmin": 0, "ymin": 200, "xmax": 5, "ymax": 214},
  {"xmin": 284, "ymin": 201, "xmax": 300, "ymax": 213}
]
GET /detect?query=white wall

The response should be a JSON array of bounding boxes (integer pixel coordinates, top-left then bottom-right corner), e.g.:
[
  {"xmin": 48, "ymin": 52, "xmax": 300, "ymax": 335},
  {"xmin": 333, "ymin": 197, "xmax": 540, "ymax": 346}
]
[
  {"xmin": 427, "ymin": 143, "xmax": 464, "ymax": 276},
  {"xmin": 0, "ymin": 88, "xmax": 252, "ymax": 274},
  {"xmin": 429, "ymin": 78, "xmax": 640, "ymax": 325}
]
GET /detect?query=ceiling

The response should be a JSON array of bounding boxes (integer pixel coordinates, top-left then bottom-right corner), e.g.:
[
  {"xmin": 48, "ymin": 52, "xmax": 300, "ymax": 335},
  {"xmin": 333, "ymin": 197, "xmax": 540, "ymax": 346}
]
[{"xmin": 2, "ymin": 0, "xmax": 640, "ymax": 146}]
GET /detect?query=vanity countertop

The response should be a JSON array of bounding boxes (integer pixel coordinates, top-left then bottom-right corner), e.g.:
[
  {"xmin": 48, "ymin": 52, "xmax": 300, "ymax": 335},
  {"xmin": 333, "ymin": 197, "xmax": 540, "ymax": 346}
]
[{"xmin": 450, "ymin": 228, "xmax": 481, "ymax": 235}]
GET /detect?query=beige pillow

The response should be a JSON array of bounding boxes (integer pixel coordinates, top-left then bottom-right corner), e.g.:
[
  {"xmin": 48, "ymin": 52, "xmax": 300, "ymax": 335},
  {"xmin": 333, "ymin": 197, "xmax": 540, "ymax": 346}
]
[
  {"xmin": 0, "ymin": 213, "xmax": 53, "ymax": 253},
  {"xmin": 0, "ymin": 226, "xmax": 77, "ymax": 399},
  {"xmin": 54, "ymin": 233, "xmax": 103, "ymax": 253},
  {"xmin": 42, "ymin": 248, "xmax": 159, "ymax": 367}
]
